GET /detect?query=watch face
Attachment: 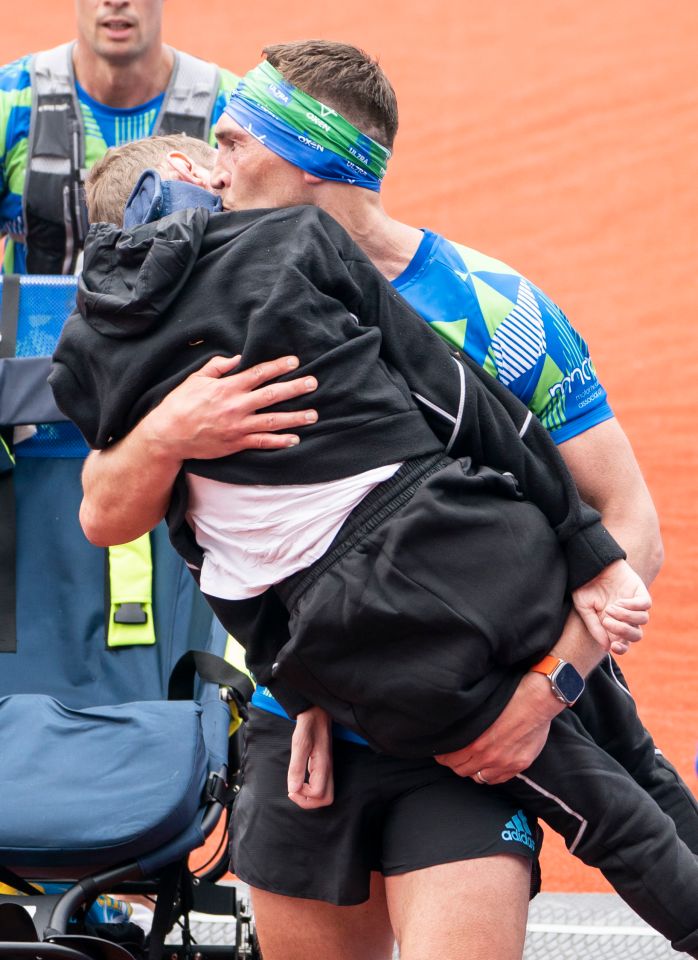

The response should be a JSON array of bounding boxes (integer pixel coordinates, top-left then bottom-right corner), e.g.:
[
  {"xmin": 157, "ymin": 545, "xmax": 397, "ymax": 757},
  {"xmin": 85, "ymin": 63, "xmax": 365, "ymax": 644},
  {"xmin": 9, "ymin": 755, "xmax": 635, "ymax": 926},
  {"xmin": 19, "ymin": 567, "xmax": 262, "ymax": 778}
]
[{"xmin": 553, "ymin": 662, "xmax": 585, "ymax": 704}]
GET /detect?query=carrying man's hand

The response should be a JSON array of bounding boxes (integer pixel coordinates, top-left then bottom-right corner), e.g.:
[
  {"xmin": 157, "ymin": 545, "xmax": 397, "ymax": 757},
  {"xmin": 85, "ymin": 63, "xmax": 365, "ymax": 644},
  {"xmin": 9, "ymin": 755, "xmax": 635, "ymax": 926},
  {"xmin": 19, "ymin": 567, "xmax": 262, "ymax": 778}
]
[
  {"xmin": 434, "ymin": 672, "xmax": 564, "ymax": 785},
  {"xmin": 146, "ymin": 354, "xmax": 318, "ymax": 460}
]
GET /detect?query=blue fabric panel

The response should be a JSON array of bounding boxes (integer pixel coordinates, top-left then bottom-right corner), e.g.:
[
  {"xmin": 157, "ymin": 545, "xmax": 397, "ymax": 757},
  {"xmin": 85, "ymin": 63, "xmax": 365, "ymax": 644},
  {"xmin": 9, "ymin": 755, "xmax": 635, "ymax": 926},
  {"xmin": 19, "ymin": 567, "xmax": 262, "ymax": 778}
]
[
  {"xmin": 0, "ymin": 458, "xmax": 213, "ymax": 707},
  {"xmin": 0, "ymin": 276, "xmax": 223, "ymax": 881},
  {"xmin": 138, "ymin": 701, "xmax": 230, "ymax": 874},
  {"xmin": 1, "ymin": 276, "xmax": 213, "ymax": 707},
  {"xmin": 0, "ymin": 356, "xmax": 67, "ymax": 425},
  {"xmin": 0, "ymin": 695, "xmax": 207, "ymax": 867}
]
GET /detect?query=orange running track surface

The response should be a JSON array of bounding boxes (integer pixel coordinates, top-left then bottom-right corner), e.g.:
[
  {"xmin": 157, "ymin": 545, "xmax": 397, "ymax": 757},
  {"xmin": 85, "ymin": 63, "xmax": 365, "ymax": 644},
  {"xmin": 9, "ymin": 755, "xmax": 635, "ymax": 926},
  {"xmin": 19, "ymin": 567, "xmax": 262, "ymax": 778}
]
[{"xmin": 4, "ymin": 0, "xmax": 697, "ymax": 893}]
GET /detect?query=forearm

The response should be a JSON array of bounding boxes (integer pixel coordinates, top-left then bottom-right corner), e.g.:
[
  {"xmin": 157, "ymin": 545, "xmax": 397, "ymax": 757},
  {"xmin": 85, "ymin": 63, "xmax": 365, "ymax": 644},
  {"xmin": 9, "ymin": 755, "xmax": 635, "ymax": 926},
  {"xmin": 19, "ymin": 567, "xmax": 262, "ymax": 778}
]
[
  {"xmin": 434, "ymin": 609, "xmax": 604, "ymax": 782},
  {"xmin": 548, "ymin": 607, "xmax": 608, "ymax": 677},
  {"xmin": 586, "ymin": 488, "xmax": 662, "ymax": 586},
  {"xmin": 513, "ymin": 610, "xmax": 607, "ymax": 731},
  {"xmin": 80, "ymin": 423, "xmax": 180, "ymax": 545},
  {"xmin": 559, "ymin": 417, "xmax": 664, "ymax": 587}
]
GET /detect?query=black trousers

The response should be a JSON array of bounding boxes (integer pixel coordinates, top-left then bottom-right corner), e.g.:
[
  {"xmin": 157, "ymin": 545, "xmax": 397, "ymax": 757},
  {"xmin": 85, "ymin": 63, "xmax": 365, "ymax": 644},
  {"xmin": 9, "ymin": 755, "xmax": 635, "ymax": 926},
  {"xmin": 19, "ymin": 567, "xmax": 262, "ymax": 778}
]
[
  {"xmin": 506, "ymin": 657, "xmax": 698, "ymax": 957},
  {"xmin": 209, "ymin": 455, "xmax": 698, "ymax": 951}
]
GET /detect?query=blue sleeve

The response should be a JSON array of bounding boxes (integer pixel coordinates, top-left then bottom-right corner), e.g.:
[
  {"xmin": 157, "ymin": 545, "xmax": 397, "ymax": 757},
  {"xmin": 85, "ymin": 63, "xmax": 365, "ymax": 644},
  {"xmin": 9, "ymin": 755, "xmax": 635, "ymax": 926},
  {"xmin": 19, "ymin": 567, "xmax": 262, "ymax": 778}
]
[{"xmin": 518, "ymin": 283, "xmax": 614, "ymax": 444}]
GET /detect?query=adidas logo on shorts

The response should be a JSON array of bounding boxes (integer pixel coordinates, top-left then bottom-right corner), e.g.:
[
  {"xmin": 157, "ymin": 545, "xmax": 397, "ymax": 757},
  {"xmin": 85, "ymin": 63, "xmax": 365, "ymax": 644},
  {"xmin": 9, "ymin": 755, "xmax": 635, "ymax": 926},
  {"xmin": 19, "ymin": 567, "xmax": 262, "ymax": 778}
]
[{"xmin": 501, "ymin": 810, "xmax": 536, "ymax": 851}]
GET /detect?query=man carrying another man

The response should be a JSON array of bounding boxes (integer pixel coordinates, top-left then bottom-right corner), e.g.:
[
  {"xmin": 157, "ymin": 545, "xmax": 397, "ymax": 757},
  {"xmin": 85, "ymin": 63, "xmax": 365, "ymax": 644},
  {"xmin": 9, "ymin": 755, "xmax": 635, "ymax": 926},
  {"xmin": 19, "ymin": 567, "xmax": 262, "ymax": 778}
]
[{"xmin": 78, "ymin": 41, "xmax": 698, "ymax": 960}]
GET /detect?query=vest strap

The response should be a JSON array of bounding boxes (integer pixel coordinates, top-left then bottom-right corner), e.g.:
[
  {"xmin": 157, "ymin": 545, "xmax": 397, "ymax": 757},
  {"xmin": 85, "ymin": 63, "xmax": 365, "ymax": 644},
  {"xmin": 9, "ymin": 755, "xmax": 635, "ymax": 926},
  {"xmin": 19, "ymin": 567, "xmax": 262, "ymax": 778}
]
[
  {"xmin": 106, "ymin": 534, "xmax": 157, "ymax": 648},
  {"xmin": 24, "ymin": 45, "xmax": 219, "ymax": 274},
  {"xmin": 154, "ymin": 49, "xmax": 220, "ymax": 141},
  {"xmin": 25, "ymin": 43, "xmax": 86, "ymax": 275},
  {"xmin": 224, "ymin": 634, "xmax": 255, "ymax": 734}
]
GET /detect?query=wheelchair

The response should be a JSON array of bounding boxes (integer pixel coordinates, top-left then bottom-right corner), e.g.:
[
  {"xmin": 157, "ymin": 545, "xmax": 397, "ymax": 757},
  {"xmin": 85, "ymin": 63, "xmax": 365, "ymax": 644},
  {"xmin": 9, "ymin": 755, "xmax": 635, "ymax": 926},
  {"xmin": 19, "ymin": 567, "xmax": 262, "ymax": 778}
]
[{"xmin": 0, "ymin": 274, "xmax": 260, "ymax": 960}]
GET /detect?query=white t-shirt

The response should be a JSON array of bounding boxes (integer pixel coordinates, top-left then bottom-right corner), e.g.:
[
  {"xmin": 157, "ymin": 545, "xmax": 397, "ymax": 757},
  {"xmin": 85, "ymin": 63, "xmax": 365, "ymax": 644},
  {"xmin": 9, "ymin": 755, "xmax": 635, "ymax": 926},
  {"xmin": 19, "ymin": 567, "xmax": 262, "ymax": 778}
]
[{"xmin": 186, "ymin": 463, "xmax": 401, "ymax": 600}]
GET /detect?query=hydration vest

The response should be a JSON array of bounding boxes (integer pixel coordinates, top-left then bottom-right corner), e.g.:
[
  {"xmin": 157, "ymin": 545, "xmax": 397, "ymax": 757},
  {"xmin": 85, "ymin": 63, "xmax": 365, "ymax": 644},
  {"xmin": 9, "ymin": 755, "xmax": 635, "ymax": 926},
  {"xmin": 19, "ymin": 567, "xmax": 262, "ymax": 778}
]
[{"xmin": 23, "ymin": 42, "xmax": 221, "ymax": 275}]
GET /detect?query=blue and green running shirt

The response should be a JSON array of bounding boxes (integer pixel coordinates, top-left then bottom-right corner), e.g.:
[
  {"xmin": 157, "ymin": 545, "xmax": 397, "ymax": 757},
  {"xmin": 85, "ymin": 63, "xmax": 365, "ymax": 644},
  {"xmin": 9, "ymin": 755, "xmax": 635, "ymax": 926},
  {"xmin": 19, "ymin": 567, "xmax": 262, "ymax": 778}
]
[
  {"xmin": 392, "ymin": 230, "xmax": 613, "ymax": 443},
  {"xmin": 251, "ymin": 227, "xmax": 614, "ymax": 736},
  {"xmin": 0, "ymin": 52, "xmax": 238, "ymax": 273}
]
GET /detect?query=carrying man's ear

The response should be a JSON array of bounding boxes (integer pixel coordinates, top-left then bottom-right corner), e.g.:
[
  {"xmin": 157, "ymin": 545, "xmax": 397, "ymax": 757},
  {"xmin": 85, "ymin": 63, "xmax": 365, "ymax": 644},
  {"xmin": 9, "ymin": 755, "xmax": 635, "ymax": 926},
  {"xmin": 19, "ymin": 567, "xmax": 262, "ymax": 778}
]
[{"xmin": 164, "ymin": 151, "xmax": 213, "ymax": 189}]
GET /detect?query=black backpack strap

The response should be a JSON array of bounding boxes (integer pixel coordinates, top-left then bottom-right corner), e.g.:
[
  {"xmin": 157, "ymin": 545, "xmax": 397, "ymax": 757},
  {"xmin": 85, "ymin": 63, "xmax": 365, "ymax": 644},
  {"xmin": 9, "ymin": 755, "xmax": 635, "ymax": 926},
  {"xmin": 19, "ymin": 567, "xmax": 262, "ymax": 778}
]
[
  {"xmin": 0, "ymin": 275, "xmax": 20, "ymax": 653},
  {"xmin": 0, "ymin": 863, "xmax": 41, "ymax": 896},
  {"xmin": 168, "ymin": 649, "xmax": 254, "ymax": 712}
]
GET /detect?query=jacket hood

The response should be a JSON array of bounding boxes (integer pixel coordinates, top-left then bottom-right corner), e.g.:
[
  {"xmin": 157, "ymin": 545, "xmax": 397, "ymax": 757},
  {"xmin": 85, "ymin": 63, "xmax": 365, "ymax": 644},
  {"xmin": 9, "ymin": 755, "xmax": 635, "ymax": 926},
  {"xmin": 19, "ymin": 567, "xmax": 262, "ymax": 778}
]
[
  {"xmin": 77, "ymin": 206, "xmax": 210, "ymax": 337},
  {"xmin": 123, "ymin": 169, "xmax": 222, "ymax": 228}
]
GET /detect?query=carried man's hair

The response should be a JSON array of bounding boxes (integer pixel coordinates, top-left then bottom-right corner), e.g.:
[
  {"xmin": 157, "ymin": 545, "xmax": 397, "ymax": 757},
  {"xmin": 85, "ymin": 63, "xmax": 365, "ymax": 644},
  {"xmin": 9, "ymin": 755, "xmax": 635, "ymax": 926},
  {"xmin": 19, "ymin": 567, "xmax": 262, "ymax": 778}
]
[{"xmin": 86, "ymin": 134, "xmax": 216, "ymax": 225}]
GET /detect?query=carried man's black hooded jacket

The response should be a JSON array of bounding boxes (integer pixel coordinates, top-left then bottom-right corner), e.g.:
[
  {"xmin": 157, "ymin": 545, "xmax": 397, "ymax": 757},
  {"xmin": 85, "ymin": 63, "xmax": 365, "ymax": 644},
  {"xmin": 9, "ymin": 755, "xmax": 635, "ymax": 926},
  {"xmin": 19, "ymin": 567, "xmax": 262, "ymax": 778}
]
[{"xmin": 50, "ymin": 203, "xmax": 624, "ymax": 748}]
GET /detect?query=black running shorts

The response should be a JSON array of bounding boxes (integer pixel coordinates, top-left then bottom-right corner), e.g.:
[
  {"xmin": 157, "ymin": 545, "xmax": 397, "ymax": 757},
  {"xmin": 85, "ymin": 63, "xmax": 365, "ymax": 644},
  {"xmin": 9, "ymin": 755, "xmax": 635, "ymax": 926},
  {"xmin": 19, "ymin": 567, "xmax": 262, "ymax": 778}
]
[{"xmin": 230, "ymin": 707, "xmax": 542, "ymax": 905}]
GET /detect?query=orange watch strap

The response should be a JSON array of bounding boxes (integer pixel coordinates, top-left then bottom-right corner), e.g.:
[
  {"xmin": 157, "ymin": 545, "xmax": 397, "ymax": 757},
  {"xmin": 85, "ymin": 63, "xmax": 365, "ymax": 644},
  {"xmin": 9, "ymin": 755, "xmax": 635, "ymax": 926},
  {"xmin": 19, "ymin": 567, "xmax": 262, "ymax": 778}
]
[{"xmin": 529, "ymin": 654, "xmax": 561, "ymax": 677}]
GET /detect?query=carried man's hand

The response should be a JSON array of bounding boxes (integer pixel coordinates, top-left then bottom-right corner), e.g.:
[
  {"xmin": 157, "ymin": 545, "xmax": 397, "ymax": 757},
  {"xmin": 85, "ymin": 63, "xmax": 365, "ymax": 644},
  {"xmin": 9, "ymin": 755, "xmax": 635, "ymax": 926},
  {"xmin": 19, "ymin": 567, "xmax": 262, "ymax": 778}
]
[
  {"xmin": 572, "ymin": 558, "xmax": 651, "ymax": 656},
  {"xmin": 287, "ymin": 706, "xmax": 334, "ymax": 810}
]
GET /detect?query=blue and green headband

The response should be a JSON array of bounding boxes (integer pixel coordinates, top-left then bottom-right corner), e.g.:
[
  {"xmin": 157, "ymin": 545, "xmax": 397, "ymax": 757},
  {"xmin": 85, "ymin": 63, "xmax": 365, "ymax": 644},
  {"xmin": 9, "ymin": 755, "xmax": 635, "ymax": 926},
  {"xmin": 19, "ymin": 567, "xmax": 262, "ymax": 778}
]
[{"xmin": 224, "ymin": 60, "xmax": 391, "ymax": 192}]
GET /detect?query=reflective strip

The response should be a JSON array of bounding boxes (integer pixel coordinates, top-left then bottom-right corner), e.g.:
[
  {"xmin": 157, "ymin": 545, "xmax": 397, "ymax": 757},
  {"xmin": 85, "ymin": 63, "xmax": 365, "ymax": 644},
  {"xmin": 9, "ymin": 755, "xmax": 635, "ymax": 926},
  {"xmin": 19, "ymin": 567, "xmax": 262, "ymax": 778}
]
[
  {"xmin": 106, "ymin": 534, "xmax": 156, "ymax": 647},
  {"xmin": 515, "ymin": 771, "xmax": 588, "ymax": 855},
  {"xmin": 606, "ymin": 652, "xmax": 633, "ymax": 698},
  {"xmin": 519, "ymin": 410, "xmax": 533, "ymax": 437},
  {"xmin": 446, "ymin": 354, "xmax": 467, "ymax": 454},
  {"xmin": 0, "ymin": 434, "xmax": 14, "ymax": 468},
  {"xmin": 29, "ymin": 156, "xmax": 71, "ymax": 174},
  {"xmin": 224, "ymin": 633, "xmax": 254, "ymax": 734}
]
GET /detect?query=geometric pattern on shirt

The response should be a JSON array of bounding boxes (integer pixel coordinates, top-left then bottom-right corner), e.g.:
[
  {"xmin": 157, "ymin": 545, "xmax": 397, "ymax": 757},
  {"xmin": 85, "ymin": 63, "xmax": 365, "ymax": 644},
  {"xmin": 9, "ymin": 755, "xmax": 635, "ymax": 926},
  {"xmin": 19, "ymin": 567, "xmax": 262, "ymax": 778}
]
[{"xmin": 489, "ymin": 277, "xmax": 547, "ymax": 387}]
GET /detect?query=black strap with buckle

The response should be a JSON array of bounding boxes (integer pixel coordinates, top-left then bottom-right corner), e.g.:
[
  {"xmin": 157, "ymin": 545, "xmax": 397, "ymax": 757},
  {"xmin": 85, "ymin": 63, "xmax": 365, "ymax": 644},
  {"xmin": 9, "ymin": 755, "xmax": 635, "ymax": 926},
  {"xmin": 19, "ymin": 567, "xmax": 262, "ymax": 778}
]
[{"xmin": 0, "ymin": 275, "xmax": 20, "ymax": 653}]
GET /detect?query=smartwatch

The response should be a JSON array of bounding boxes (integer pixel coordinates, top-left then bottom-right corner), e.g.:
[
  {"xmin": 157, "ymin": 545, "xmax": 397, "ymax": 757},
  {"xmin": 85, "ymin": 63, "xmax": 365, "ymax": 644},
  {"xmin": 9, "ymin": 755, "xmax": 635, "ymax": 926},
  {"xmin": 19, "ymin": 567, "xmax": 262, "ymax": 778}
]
[{"xmin": 529, "ymin": 654, "xmax": 585, "ymax": 706}]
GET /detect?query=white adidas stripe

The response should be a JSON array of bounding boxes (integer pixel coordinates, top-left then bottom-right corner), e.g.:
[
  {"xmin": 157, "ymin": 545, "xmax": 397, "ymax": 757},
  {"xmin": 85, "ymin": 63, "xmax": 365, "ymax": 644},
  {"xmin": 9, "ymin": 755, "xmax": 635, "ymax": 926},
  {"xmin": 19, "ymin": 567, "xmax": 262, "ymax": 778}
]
[{"xmin": 515, "ymin": 772, "xmax": 588, "ymax": 855}]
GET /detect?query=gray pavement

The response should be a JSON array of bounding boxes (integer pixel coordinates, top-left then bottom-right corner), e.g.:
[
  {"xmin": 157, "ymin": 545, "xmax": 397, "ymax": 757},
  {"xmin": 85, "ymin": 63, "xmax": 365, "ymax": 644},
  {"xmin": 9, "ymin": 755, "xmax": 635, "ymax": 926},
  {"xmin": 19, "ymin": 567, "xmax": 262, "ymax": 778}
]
[
  {"xmin": 167, "ymin": 888, "xmax": 687, "ymax": 958},
  {"xmin": 524, "ymin": 893, "xmax": 681, "ymax": 959}
]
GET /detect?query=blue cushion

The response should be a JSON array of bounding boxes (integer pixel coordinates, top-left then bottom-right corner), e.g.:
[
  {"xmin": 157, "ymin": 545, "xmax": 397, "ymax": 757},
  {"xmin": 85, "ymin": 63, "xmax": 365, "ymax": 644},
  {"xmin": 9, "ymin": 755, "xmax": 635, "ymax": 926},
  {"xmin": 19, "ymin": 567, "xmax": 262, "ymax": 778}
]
[{"xmin": 0, "ymin": 695, "xmax": 208, "ymax": 867}]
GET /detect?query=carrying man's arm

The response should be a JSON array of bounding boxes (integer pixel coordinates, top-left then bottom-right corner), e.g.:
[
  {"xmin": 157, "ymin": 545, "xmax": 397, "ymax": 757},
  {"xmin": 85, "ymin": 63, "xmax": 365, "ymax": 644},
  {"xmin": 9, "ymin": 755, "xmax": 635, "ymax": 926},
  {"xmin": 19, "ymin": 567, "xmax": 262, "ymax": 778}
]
[{"xmin": 435, "ymin": 416, "xmax": 663, "ymax": 783}]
